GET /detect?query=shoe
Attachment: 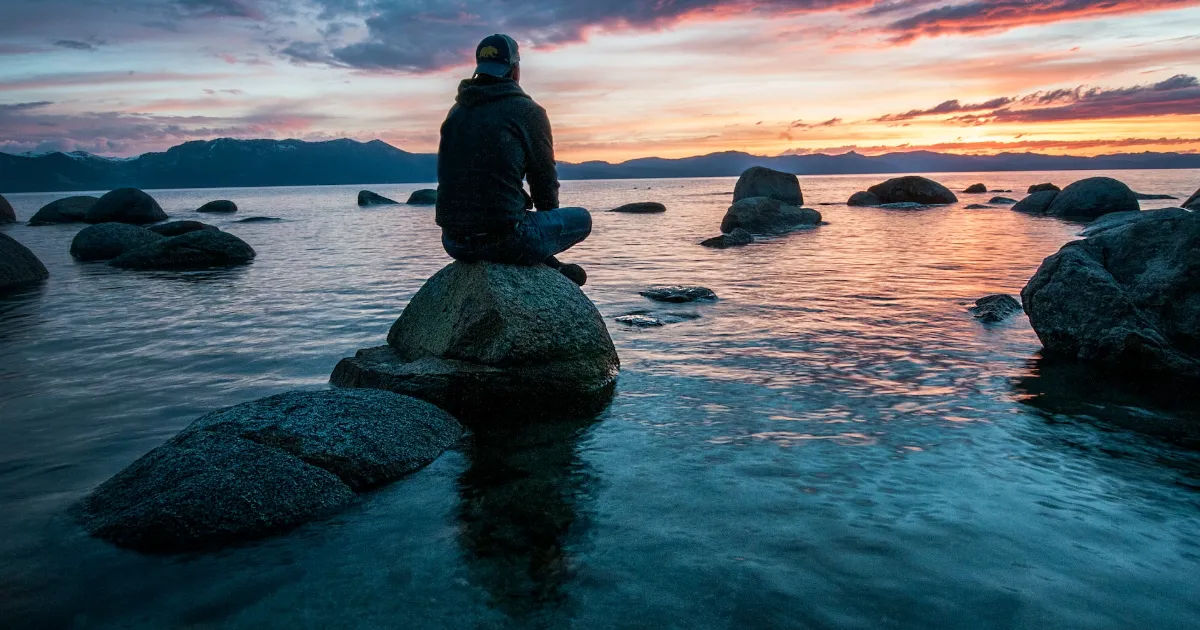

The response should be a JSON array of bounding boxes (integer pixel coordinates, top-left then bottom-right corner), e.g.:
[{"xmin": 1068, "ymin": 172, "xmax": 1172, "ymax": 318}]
[{"xmin": 558, "ymin": 263, "xmax": 587, "ymax": 286}]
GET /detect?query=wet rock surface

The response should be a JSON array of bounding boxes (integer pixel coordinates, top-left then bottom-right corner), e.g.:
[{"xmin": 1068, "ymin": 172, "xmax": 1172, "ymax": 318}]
[
  {"xmin": 616, "ymin": 314, "xmax": 665, "ymax": 327},
  {"xmin": 965, "ymin": 204, "xmax": 993, "ymax": 210},
  {"xmin": 70, "ymin": 223, "xmax": 163, "ymax": 262},
  {"xmin": 109, "ymin": 229, "xmax": 255, "ymax": 270},
  {"xmin": 989, "ymin": 197, "xmax": 1018, "ymax": 205},
  {"xmin": 85, "ymin": 188, "xmax": 168, "ymax": 225},
  {"xmin": 0, "ymin": 233, "xmax": 49, "ymax": 291},
  {"xmin": 721, "ymin": 197, "xmax": 820, "ymax": 235},
  {"xmin": 868, "ymin": 176, "xmax": 958, "ymax": 205},
  {"xmin": 969, "ymin": 294, "xmax": 1023, "ymax": 323},
  {"xmin": 29, "ymin": 196, "xmax": 98, "ymax": 225},
  {"xmin": 640, "ymin": 286, "xmax": 718, "ymax": 303},
  {"xmin": 733, "ymin": 166, "xmax": 803, "ymax": 206},
  {"xmin": 700, "ymin": 228, "xmax": 753, "ymax": 249}
]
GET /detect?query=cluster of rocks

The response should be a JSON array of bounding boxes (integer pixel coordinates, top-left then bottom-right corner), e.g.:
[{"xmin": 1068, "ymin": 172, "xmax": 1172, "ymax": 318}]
[
  {"xmin": 848, "ymin": 176, "xmax": 959, "ymax": 206},
  {"xmin": 1012, "ymin": 177, "xmax": 1139, "ymax": 220},
  {"xmin": 358, "ymin": 189, "xmax": 438, "ymax": 206},
  {"xmin": 701, "ymin": 166, "xmax": 820, "ymax": 247}
]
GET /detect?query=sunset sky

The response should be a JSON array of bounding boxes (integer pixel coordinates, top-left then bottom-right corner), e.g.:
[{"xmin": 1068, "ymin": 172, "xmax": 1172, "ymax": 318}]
[{"xmin": 2, "ymin": 0, "xmax": 1200, "ymax": 162}]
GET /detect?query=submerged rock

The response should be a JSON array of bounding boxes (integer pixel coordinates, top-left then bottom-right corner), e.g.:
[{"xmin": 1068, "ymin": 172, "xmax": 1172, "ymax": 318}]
[
  {"xmin": 721, "ymin": 197, "xmax": 820, "ymax": 234},
  {"xmin": 235, "ymin": 216, "xmax": 282, "ymax": 223},
  {"xmin": 148, "ymin": 220, "xmax": 218, "ymax": 237},
  {"xmin": 70, "ymin": 223, "xmax": 163, "ymax": 261},
  {"xmin": 615, "ymin": 314, "xmax": 665, "ymax": 327},
  {"xmin": 0, "ymin": 233, "xmax": 49, "ymax": 291},
  {"xmin": 733, "ymin": 166, "xmax": 803, "ymax": 206},
  {"xmin": 964, "ymin": 184, "xmax": 988, "ymax": 194},
  {"xmin": 358, "ymin": 190, "xmax": 398, "ymax": 206},
  {"xmin": 989, "ymin": 197, "xmax": 1018, "ymax": 205},
  {"xmin": 847, "ymin": 191, "xmax": 881, "ymax": 207},
  {"xmin": 78, "ymin": 389, "xmax": 460, "ymax": 552},
  {"xmin": 406, "ymin": 189, "xmax": 438, "ymax": 205},
  {"xmin": 331, "ymin": 262, "xmax": 620, "ymax": 423},
  {"xmin": 197, "ymin": 200, "xmax": 238, "ymax": 214},
  {"xmin": 640, "ymin": 286, "xmax": 718, "ymax": 303},
  {"xmin": 0, "ymin": 194, "xmax": 15, "ymax": 223},
  {"xmin": 85, "ymin": 188, "xmax": 168, "ymax": 225},
  {"xmin": 1028, "ymin": 183, "xmax": 1060, "ymax": 194},
  {"xmin": 1011, "ymin": 191, "xmax": 1060, "ymax": 215},
  {"xmin": 1134, "ymin": 192, "xmax": 1177, "ymax": 201},
  {"xmin": 610, "ymin": 202, "xmax": 666, "ymax": 214},
  {"xmin": 878, "ymin": 202, "xmax": 930, "ymax": 210},
  {"xmin": 969, "ymin": 294, "xmax": 1022, "ymax": 323},
  {"xmin": 700, "ymin": 228, "xmax": 754, "ymax": 249},
  {"xmin": 1021, "ymin": 207, "xmax": 1200, "ymax": 382},
  {"xmin": 868, "ymin": 176, "xmax": 958, "ymax": 205},
  {"xmin": 109, "ymin": 229, "xmax": 255, "ymax": 270},
  {"xmin": 1044, "ymin": 177, "xmax": 1139, "ymax": 219},
  {"xmin": 965, "ymin": 204, "xmax": 993, "ymax": 210},
  {"xmin": 29, "ymin": 196, "xmax": 98, "ymax": 225}
]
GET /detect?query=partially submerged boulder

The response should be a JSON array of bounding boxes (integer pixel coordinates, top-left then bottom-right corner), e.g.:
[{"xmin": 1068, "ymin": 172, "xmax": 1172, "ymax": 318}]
[
  {"xmin": 965, "ymin": 204, "xmax": 993, "ymax": 210},
  {"xmin": 721, "ymin": 197, "xmax": 820, "ymax": 235},
  {"xmin": 1183, "ymin": 188, "xmax": 1199, "ymax": 210},
  {"xmin": 1134, "ymin": 192, "xmax": 1177, "ymax": 201},
  {"xmin": 197, "ymin": 200, "xmax": 238, "ymax": 214},
  {"xmin": 29, "ymin": 196, "xmax": 97, "ymax": 225},
  {"xmin": 733, "ymin": 166, "xmax": 802, "ymax": 206},
  {"xmin": 1011, "ymin": 191, "xmax": 1060, "ymax": 215},
  {"xmin": 358, "ymin": 190, "xmax": 398, "ymax": 206},
  {"xmin": 1044, "ymin": 177, "xmax": 1139, "ymax": 219},
  {"xmin": 700, "ymin": 228, "xmax": 753, "ymax": 249},
  {"xmin": 85, "ymin": 188, "xmax": 167, "ymax": 225},
  {"xmin": 847, "ymin": 191, "xmax": 881, "ymax": 207},
  {"xmin": 109, "ymin": 229, "xmax": 255, "ymax": 270},
  {"xmin": 1021, "ymin": 208, "xmax": 1200, "ymax": 382},
  {"xmin": 78, "ymin": 389, "xmax": 462, "ymax": 552},
  {"xmin": 235, "ymin": 216, "xmax": 282, "ymax": 223},
  {"xmin": 331, "ymin": 262, "xmax": 620, "ymax": 423},
  {"xmin": 878, "ymin": 202, "xmax": 930, "ymax": 210},
  {"xmin": 970, "ymin": 294, "xmax": 1022, "ymax": 323},
  {"xmin": 616, "ymin": 314, "xmax": 664, "ymax": 327},
  {"xmin": 964, "ymin": 184, "xmax": 988, "ymax": 194},
  {"xmin": 640, "ymin": 286, "xmax": 717, "ymax": 303},
  {"xmin": 610, "ymin": 202, "xmax": 666, "ymax": 214},
  {"xmin": 0, "ymin": 233, "xmax": 49, "ymax": 291},
  {"xmin": 148, "ymin": 220, "xmax": 218, "ymax": 237},
  {"xmin": 868, "ymin": 176, "xmax": 958, "ymax": 205},
  {"xmin": 0, "ymin": 193, "xmax": 15, "ymax": 223},
  {"xmin": 406, "ymin": 189, "xmax": 438, "ymax": 205},
  {"xmin": 1029, "ymin": 183, "xmax": 1060, "ymax": 194},
  {"xmin": 989, "ymin": 197, "xmax": 1018, "ymax": 205},
  {"xmin": 70, "ymin": 223, "xmax": 163, "ymax": 261}
]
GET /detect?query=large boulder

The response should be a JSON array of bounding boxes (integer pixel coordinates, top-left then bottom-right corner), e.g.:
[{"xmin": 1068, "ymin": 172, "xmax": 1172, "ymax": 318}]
[
  {"xmin": 85, "ymin": 188, "xmax": 167, "ymax": 225},
  {"xmin": 868, "ymin": 176, "xmax": 958, "ymax": 205},
  {"xmin": 70, "ymin": 223, "xmax": 163, "ymax": 261},
  {"xmin": 331, "ymin": 262, "xmax": 620, "ymax": 424},
  {"xmin": 0, "ymin": 193, "xmax": 14, "ymax": 223},
  {"xmin": 847, "ymin": 191, "xmax": 881, "ymax": 207},
  {"xmin": 1011, "ymin": 191, "xmax": 1060, "ymax": 215},
  {"xmin": 1183, "ymin": 187, "xmax": 1199, "ymax": 210},
  {"xmin": 1029, "ymin": 183, "xmax": 1061, "ymax": 194},
  {"xmin": 610, "ymin": 202, "xmax": 666, "ymax": 214},
  {"xmin": 0, "ymin": 233, "xmax": 49, "ymax": 291},
  {"xmin": 109, "ymin": 229, "xmax": 255, "ymax": 269},
  {"xmin": 358, "ymin": 190, "xmax": 398, "ymax": 206},
  {"xmin": 147, "ymin": 220, "xmax": 218, "ymax": 237},
  {"xmin": 733, "ymin": 166, "xmax": 802, "ymax": 206},
  {"xmin": 1021, "ymin": 208, "xmax": 1200, "ymax": 382},
  {"xmin": 406, "ymin": 189, "xmax": 438, "ymax": 205},
  {"xmin": 197, "ymin": 200, "xmax": 237, "ymax": 214},
  {"xmin": 1044, "ymin": 177, "xmax": 1138, "ymax": 219},
  {"xmin": 720, "ymin": 197, "xmax": 821, "ymax": 235},
  {"xmin": 29, "ymin": 196, "xmax": 98, "ymax": 225},
  {"xmin": 78, "ymin": 389, "xmax": 461, "ymax": 552}
]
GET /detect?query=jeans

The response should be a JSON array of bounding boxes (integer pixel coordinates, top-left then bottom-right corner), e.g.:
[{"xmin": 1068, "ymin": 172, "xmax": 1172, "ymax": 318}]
[{"xmin": 442, "ymin": 207, "xmax": 592, "ymax": 265}]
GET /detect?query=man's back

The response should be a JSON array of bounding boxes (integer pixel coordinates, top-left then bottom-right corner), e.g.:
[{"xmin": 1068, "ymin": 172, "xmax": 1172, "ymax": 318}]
[{"xmin": 436, "ymin": 76, "xmax": 559, "ymax": 234}]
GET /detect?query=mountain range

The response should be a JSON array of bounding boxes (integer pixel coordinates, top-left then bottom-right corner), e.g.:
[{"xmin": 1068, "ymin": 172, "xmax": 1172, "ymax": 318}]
[{"xmin": 2, "ymin": 138, "xmax": 1199, "ymax": 194}]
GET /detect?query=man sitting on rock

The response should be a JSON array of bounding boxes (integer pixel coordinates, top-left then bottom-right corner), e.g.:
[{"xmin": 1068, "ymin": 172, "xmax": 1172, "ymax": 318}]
[{"xmin": 436, "ymin": 33, "xmax": 591, "ymax": 286}]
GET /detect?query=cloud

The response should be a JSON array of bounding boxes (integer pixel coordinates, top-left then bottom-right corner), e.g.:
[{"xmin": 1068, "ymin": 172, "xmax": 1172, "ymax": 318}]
[
  {"xmin": 54, "ymin": 39, "xmax": 95, "ymax": 51},
  {"xmin": 779, "ymin": 136, "xmax": 1200, "ymax": 156},
  {"xmin": 871, "ymin": 97, "xmax": 1013, "ymax": 122},
  {"xmin": 790, "ymin": 117, "xmax": 843, "ymax": 129},
  {"xmin": 175, "ymin": 0, "xmax": 264, "ymax": 20}
]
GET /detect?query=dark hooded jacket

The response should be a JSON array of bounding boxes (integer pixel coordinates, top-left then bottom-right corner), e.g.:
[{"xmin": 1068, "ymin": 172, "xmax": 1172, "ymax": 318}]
[{"xmin": 435, "ymin": 77, "xmax": 560, "ymax": 234}]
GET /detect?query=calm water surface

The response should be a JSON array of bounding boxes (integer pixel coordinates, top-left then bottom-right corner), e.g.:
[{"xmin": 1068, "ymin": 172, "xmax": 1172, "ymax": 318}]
[{"xmin": 2, "ymin": 171, "xmax": 1199, "ymax": 629}]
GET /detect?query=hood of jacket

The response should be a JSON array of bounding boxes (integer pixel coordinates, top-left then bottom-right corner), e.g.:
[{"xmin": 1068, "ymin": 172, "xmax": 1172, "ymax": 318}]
[{"xmin": 455, "ymin": 77, "xmax": 531, "ymax": 108}]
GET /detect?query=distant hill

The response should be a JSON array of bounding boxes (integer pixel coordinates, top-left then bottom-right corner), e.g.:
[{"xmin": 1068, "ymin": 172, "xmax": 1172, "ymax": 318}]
[{"xmin": 2, "ymin": 138, "xmax": 1198, "ymax": 193}]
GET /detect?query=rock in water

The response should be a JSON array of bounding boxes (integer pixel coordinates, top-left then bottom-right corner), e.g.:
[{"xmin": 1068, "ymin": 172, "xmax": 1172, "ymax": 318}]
[
  {"xmin": 1021, "ymin": 208, "xmax": 1200, "ymax": 382},
  {"xmin": 610, "ymin": 202, "xmax": 666, "ymax": 214},
  {"xmin": 965, "ymin": 204, "xmax": 993, "ymax": 210},
  {"xmin": 0, "ymin": 194, "xmax": 15, "ymax": 223},
  {"xmin": 1134, "ymin": 192, "xmax": 1177, "ymax": 201},
  {"xmin": 733, "ymin": 166, "xmax": 803, "ymax": 205},
  {"xmin": 700, "ymin": 228, "xmax": 754, "ymax": 249},
  {"xmin": 868, "ymin": 176, "xmax": 958, "ymax": 205},
  {"xmin": 330, "ymin": 262, "xmax": 620, "ymax": 423},
  {"xmin": 640, "ymin": 286, "xmax": 718, "ymax": 303},
  {"xmin": 85, "ymin": 188, "xmax": 167, "ymax": 225},
  {"xmin": 878, "ymin": 202, "xmax": 930, "ymax": 210},
  {"xmin": 358, "ymin": 190, "xmax": 398, "ymax": 206},
  {"xmin": 969, "ymin": 294, "xmax": 1022, "ymax": 323},
  {"xmin": 847, "ymin": 191, "xmax": 881, "ymax": 207},
  {"xmin": 964, "ymin": 184, "xmax": 988, "ymax": 194},
  {"xmin": 1183, "ymin": 187, "xmax": 1199, "ymax": 210},
  {"xmin": 29, "ymin": 196, "xmax": 98, "ymax": 225},
  {"xmin": 989, "ymin": 197, "xmax": 1018, "ymax": 205},
  {"xmin": 236, "ymin": 216, "xmax": 282, "ymax": 223},
  {"xmin": 1029, "ymin": 183, "xmax": 1060, "ymax": 194},
  {"xmin": 406, "ymin": 189, "xmax": 438, "ymax": 205},
  {"xmin": 1044, "ymin": 177, "xmax": 1139, "ymax": 219},
  {"xmin": 1011, "ymin": 191, "xmax": 1060, "ymax": 215},
  {"xmin": 147, "ymin": 220, "xmax": 218, "ymax": 237},
  {"xmin": 70, "ymin": 223, "xmax": 163, "ymax": 261},
  {"xmin": 721, "ymin": 197, "xmax": 821, "ymax": 235},
  {"xmin": 616, "ymin": 314, "xmax": 664, "ymax": 327},
  {"xmin": 197, "ymin": 200, "xmax": 238, "ymax": 214},
  {"xmin": 0, "ymin": 233, "xmax": 49, "ymax": 291},
  {"xmin": 109, "ymin": 229, "xmax": 255, "ymax": 269}
]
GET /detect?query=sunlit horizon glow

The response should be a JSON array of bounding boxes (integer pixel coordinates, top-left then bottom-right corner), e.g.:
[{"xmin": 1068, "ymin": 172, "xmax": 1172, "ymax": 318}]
[{"xmin": 1, "ymin": 1, "xmax": 1199, "ymax": 162}]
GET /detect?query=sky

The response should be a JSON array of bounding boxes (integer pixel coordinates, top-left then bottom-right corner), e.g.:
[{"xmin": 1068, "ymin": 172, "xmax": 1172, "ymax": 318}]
[{"xmin": 1, "ymin": 0, "xmax": 1200, "ymax": 162}]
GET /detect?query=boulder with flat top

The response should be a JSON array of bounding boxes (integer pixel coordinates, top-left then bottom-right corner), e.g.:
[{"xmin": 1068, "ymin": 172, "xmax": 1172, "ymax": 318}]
[
  {"xmin": 733, "ymin": 166, "xmax": 803, "ymax": 206},
  {"xmin": 610, "ymin": 202, "xmax": 666, "ymax": 214},
  {"xmin": 29, "ymin": 196, "xmax": 98, "ymax": 225},
  {"xmin": 868, "ymin": 176, "xmax": 958, "ymax": 205},
  {"xmin": 331, "ymin": 261, "xmax": 620, "ymax": 424}
]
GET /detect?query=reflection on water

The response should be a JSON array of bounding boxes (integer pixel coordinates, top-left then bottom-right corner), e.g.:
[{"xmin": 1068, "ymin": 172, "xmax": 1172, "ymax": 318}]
[{"xmin": 2, "ymin": 171, "xmax": 1200, "ymax": 628}]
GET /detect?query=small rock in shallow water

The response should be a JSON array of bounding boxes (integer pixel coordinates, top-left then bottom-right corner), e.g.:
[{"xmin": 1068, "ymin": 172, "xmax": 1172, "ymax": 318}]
[
  {"xmin": 847, "ymin": 191, "xmax": 882, "ymax": 206},
  {"xmin": 1134, "ymin": 192, "xmax": 1177, "ymax": 200},
  {"xmin": 640, "ymin": 286, "xmax": 718, "ymax": 303},
  {"xmin": 235, "ymin": 216, "xmax": 282, "ymax": 223},
  {"xmin": 965, "ymin": 204, "xmax": 993, "ymax": 210},
  {"xmin": 700, "ymin": 228, "xmax": 753, "ymax": 249},
  {"xmin": 969, "ymin": 294, "xmax": 1023, "ymax": 323},
  {"xmin": 1028, "ymin": 183, "xmax": 1060, "ymax": 194},
  {"xmin": 616, "ymin": 314, "xmax": 664, "ymax": 327},
  {"xmin": 964, "ymin": 184, "xmax": 988, "ymax": 194},
  {"xmin": 989, "ymin": 197, "xmax": 1018, "ymax": 205},
  {"xmin": 877, "ymin": 202, "xmax": 930, "ymax": 210},
  {"xmin": 197, "ymin": 200, "xmax": 237, "ymax": 214},
  {"xmin": 610, "ymin": 202, "xmax": 666, "ymax": 214}
]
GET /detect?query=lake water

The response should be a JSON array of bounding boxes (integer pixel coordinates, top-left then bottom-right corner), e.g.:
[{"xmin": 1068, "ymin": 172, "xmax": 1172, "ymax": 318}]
[{"xmin": 2, "ymin": 171, "xmax": 1199, "ymax": 629}]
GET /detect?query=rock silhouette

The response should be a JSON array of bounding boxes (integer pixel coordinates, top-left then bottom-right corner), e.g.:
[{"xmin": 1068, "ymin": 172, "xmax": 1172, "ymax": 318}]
[
  {"xmin": 197, "ymin": 200, "xmax": 238, "ymax": 214},
  {"xmin": 28, "ymin": 196, "xmax": 98, "ymax": 225},
  {"xmin": 331, "ymin": 262, "xmax": 620, "ymax": 423},
  {"xmin": 733, "ymin": 166, "xmax": 803, "ymax": 206},
  {"xmin": 85, "ymin": 188, "xmax": 168, "ymax": 225},
  {"xmin": 70, "ymin": 223, "xmax": 163, "ymax": 261},
  {"xmin": 1184, "ymin": 187, "xmax": 1199, "ymax": 210},
  {"xmin": 0, "ymin": 193, "xmax": 15, "ymax": 223},
  {"xmin": 969, "ymin": 294, "xmax": 1022, "ymax": 323},
  {"xmin": 989, "ymin": 197, "xmax": 1018, "ymax": 205},
  {"xmin": 147, "ymin": 220, "xmax": 218, "ymax": 237},
  {"xmin": 610, "ymin": 202, "xmax": 666, "ymax": 214},
  {"xmin": 358, "ymin": 190, "xmax": 398, "ymax": 206},
  {"xmin": 965, "ymin": 204, "xmax": 993, "ymax": 210},
  {"xmin": 109, "ymin": 229, "xmax": 255, "ymax": 270},
  {"xmin": 0, "ymin": 233, "xmax": 49, "ymax": 291},
  {"xmin": 406, "ymin": 189, "xmax": 438, "ymax": 205},
  {"xmin": 1134, "ymin": 192, "xmax": 1177, "ymax": 201},
  {"xmin": 964, "ymin": 184, "xmax": 988, "ymax": 194},
  {"xmin": 640, "ymin": 286, "xmax": 717, "ymax": 303},
  {"xmin": 868, "ymin": 176, "xmax": 958, "ymax": 205},
  {"xmin": 1028, "ymin": 183, "xmax": 1060, "ymax": 194},
  {"xmin": 701, "ymin": 228, "xmax": 753, "ymax": 249},
  {"xmin": 1043, "ymin": 177, "xmax": 1139, "ymax": 220},
  {"xmin": 1012, "ymin": 191, "xmax": 1059, "ymax": 215},
  {"xmin": 847, "ymin": 191, "xmax": 881, "ymax": 206},
  {"xmin": 1021, "ymin": 207, "xmax": 1200, "ymax": 382},
  {"xmin": 235, "ymin": 216, "xmax": 282, "ymax": 223},
  {"xmin": 721, "ymin": 197, "xmax": 820, "ymax": 234}
]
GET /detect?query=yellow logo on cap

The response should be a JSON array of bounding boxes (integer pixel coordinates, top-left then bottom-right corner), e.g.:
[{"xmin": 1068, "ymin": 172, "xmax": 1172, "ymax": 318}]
[{"xmin": 479, "ymin": 46, "xmax": 499, "ymax": 59}]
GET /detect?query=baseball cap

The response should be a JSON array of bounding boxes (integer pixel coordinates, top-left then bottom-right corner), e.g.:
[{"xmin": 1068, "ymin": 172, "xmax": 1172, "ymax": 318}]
[{"xmin": 474, "ymin": 34, "xmax": 520, "ymax": 78}]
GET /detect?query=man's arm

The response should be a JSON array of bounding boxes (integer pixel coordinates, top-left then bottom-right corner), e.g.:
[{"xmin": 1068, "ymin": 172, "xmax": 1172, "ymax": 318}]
[{"xmin": 525, "ymin": 105, "xmax": 560, "ymax": 211}]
